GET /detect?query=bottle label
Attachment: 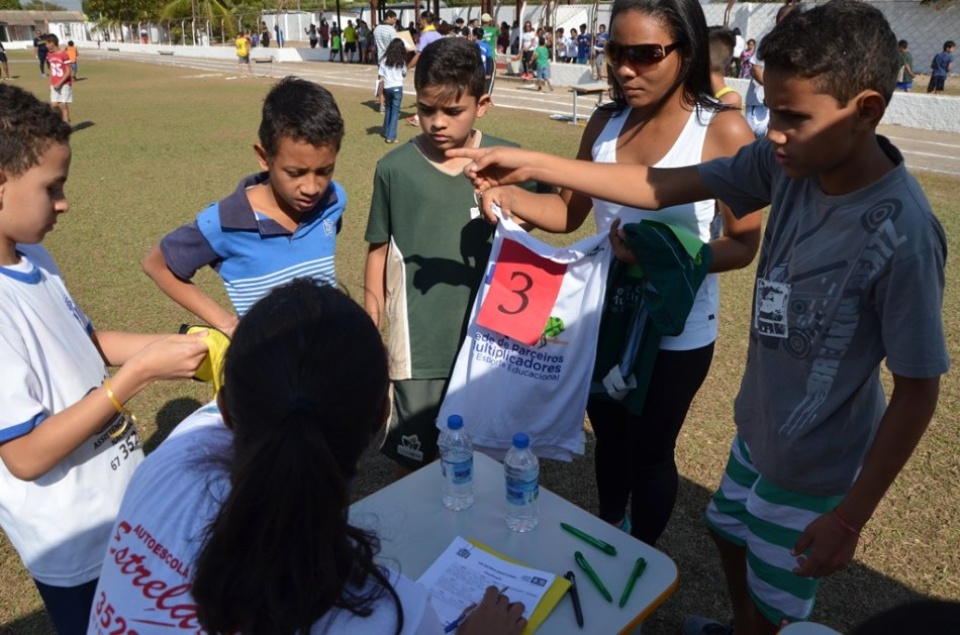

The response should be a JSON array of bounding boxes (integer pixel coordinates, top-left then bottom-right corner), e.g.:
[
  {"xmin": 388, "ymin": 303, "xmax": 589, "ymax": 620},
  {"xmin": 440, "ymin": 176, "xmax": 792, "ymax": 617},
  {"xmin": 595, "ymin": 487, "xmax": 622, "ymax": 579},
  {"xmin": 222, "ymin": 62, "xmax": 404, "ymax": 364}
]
[
  {"xmin": 442, "ymin": 457, "xmax": 473, "ymax": 486},
  {"xmin": 505, "ymin": 476, "xmax": 539, "ymax": 506}
]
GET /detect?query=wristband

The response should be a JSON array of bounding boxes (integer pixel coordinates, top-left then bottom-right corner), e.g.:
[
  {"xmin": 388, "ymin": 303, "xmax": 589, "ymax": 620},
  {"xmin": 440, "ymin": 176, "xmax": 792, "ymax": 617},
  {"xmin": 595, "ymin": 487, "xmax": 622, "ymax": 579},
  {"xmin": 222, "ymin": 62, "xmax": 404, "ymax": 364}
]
[
  {"xmin": 831, "ymin": 509, "xmax": 861, "ymax": 536},
  {"xmin": 103, "ymin": 379, "xmax": 137, "ymax": 439}
]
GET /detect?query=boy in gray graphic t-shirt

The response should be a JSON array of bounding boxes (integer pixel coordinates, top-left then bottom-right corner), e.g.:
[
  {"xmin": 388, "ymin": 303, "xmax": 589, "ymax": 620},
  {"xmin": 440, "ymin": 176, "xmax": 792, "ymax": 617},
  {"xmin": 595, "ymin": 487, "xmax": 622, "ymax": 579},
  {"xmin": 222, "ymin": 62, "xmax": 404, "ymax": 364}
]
[{"xmin": 449, "ymin": 2, "xmax": 949, "ymax": 632}]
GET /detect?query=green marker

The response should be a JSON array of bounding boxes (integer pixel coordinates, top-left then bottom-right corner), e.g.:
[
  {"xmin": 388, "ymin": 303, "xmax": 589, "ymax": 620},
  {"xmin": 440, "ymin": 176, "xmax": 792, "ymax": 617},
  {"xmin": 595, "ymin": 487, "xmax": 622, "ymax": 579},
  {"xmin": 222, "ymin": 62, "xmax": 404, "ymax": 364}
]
[
  {"xmin": 560, "ymin": 522, "xmax": 617, "ymax": 556},
  {"xmin": 618, "ymin": 557, "xmax": 647, "ymax": 608},
  {"xmin": 574, "ymin": 551, "xmax": 613, "ymax": 603}
]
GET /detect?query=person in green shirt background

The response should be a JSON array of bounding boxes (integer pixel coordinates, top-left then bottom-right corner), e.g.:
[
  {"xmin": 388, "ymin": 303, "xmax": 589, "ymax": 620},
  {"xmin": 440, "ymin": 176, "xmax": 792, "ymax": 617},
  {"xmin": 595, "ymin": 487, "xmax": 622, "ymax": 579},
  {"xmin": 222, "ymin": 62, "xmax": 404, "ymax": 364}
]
[{"xmin": 534, "ymin": 36, "xmax": 553, "ymax": 91}]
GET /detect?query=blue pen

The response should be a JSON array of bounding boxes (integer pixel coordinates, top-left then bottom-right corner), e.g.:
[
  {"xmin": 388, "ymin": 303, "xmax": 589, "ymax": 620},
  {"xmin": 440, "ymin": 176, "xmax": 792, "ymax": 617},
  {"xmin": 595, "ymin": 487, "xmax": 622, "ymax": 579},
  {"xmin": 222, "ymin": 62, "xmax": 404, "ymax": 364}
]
[{"xmin": 444, "ymin": 586, "xmax": 509, "ymax": 633}]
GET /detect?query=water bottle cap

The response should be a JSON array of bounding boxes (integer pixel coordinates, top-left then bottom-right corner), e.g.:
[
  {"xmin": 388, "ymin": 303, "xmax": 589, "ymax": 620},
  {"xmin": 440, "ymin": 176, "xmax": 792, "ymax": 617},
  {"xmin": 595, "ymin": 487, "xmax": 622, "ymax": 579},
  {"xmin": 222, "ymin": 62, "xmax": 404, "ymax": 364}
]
[
  {"xmin": 512, "ymin": 432, "xmax": 530, "ymax": 449},
  {"xmin": 447, "ymin": 414, "xmax": 464, "ymax": 430}
]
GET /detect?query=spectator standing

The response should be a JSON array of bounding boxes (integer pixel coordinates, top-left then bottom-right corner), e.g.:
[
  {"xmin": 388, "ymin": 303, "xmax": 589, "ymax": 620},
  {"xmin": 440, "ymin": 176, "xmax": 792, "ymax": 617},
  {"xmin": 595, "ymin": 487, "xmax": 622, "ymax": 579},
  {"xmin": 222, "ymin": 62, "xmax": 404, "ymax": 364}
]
[
  {"xmin": 358, "ymin": 20, "xmax": 372, "ymax": 63},
  {"xmin": 0, "ymin": 41, "xmax": 9, "ymax": 80},
  {"xmin": 739, "ymin": 38, "xmax": 755, "ymax": 78},
  {"xmin": 534, "ymin": 36, "xmax": 552, "ymax": 91},
  {"xmin": 520, "ymin": 20, "xmax": 536, "ymax": 79},
  {"xmin": 235, "ymin": 31, "xmax": 252, "ymax": 77},
  {"xmin": 306, "ymin": 23, "xmax": 318, "ymax": 48},
  {"xmin": 66, "ymin": 40, "xmax": 79, "ymax": 79},
  {"xmin": 594, "ymin": 23, "xmax": 609, "ymax": 78},
  {"xmin": 320, "ymin": 19, "xmax": 330, "ymax": 48},
  {"xmin": 481, "ymin": 13, "xmax": 499, "ymax": 55},
  {"xmin": 45, "ymin": 35, "xmax": 72, "ymax": 123},
  {"xmin": 343, "ymin": 20, "xmax": 357, "ymax": 62},
  {"xmin": 555, "ymin": 28, "xmax": 568, "ymax": 63},
  {"xmin": 260, "ymin": 23, "xmax": 270, "ymax": 47},
  {"xmin": 35, "ymin": 34, "xmax": 48, "ymax": 76},
  {"xmin": 896, "ymin": 39, "xmax": 916, "ymax": 92},
  {"xmin": 576, "ymin": 24, "xmax": 591, "ymax": 64},
  {"xmin": 498, "ymin": 21, "xmax": 510, "ymax": 54},
  {"xmin": 927, "ymin": 40, "xmax": 954, "ymax": 94},
  {"xmin": 374, "ymin": 10, "xmax": 398, "ymax": 61},
  {"xmin": 567, "ymin": 27, "xmax": 579, "ymax": 62}
]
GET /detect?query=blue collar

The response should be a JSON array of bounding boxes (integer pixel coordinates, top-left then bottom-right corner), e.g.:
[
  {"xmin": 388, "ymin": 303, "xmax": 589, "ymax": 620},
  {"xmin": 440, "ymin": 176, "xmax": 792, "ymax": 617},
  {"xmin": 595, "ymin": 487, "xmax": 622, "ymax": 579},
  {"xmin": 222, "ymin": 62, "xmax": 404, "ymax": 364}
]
[
  {"xmin": 0, "ymin": 252, "xmax": 42, "ymax": 284},
  {"xmin": 217, "ymin": 172, "xmax": 340, "ymax": 237}
]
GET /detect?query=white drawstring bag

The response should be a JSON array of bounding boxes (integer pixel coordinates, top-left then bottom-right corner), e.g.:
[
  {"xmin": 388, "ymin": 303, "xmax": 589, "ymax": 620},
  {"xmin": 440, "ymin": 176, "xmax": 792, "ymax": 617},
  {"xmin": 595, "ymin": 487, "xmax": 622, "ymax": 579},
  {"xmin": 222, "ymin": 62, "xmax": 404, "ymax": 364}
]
[{"xmin": 437, "ymin": 210, "xmax": 612, "ymax": 461}]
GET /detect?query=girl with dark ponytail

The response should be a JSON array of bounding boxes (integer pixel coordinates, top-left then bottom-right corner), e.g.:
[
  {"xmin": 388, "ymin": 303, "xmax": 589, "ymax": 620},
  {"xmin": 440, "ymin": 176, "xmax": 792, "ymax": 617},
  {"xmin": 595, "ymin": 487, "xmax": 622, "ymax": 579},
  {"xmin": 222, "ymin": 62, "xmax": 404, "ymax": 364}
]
[{"xmin": 90, "ymin": 279, "xmax": 526, "ymax": 635}]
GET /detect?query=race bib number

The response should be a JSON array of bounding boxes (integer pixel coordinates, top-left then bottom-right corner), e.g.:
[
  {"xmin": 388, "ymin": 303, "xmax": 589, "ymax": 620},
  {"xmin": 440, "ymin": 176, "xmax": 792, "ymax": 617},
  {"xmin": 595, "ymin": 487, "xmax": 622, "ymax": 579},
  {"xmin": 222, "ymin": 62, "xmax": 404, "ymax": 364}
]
[{"xmin": 477, "ymin": 239, "xmax": 566, "ymax": 345}]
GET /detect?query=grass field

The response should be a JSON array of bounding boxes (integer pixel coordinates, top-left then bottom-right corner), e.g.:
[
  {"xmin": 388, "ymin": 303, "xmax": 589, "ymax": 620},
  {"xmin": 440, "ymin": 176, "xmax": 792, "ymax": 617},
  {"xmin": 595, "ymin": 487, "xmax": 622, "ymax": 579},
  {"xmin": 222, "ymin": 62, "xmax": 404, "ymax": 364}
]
[{"xmin": 0, "ymin": 51, "xmax": 958, "ymax": 634}]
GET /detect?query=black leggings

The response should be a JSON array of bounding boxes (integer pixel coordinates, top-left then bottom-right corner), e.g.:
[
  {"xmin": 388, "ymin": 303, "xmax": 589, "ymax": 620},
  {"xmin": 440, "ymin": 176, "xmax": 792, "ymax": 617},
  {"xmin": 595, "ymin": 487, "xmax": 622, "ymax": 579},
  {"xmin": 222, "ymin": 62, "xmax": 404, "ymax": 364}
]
[{"xmin": 588, "ymin": 342, "xmax": 714, "ymax": 546}]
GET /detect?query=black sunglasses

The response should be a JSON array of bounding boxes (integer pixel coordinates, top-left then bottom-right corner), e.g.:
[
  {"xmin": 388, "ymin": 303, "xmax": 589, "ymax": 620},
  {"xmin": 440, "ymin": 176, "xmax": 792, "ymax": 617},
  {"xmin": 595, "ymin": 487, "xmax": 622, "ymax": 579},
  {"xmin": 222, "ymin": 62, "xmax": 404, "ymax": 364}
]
[{"xmin": 604, "ymin": 41, "xmax": 682, "ymax": 67}]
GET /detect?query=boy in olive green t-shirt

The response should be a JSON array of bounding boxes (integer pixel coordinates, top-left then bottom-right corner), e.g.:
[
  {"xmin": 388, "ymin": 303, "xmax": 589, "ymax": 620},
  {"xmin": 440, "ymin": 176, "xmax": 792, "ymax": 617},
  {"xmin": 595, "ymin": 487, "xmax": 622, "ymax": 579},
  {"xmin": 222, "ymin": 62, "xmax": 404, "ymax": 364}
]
[{"xmin": 363, "ymin": 38, "xmax": 531, "ymax": 476}]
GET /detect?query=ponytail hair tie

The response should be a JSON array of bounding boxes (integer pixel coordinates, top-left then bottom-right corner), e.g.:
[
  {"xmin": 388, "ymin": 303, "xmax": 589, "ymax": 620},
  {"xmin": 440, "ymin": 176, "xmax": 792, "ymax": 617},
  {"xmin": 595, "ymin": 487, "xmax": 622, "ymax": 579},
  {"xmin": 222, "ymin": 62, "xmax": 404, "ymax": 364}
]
[{"xmin": 287, "ymin": 396, "xmax": 320, "ymax": 418}]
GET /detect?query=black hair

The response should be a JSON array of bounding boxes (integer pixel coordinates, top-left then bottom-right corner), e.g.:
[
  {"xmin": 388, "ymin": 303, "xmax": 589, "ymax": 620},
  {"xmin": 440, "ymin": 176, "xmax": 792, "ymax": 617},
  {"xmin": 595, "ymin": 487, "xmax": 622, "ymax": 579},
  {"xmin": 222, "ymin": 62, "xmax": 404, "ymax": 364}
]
[
  {"xmin": 45, "ymin": 33, "xmax": 59, "ymax": 46},
  {"xmin": 605, "ymin": 0, "xmax": 722, "ymax": 114},
  {"xmin": 0, "ymin": 84, "xmax": 72, "ymax": 176},
  {"xmin": 258, "ymin": 76, "xmax": 345, "ymax": 157},
  {"xmin": 414, "ymin": 37, "xmax": 486, "ymax": 101},
  {"xmin": 384, "ymin": 38, "xmax": 407, "ymax": 68},
  {"xmin": 708, "ymin": 26, "xmax": 736, "ymax": 74},
  {"xmin": 538, "ymin": 36, "xmax": 546, "ymax": 46},
  {"xmin": 420, "ymin": 11, "xmax": 435, "ymax": 25},
  {"xmin": 898, "ymin": 39, "xmax": 908, "ymax": 48},
  {"xmin": 67, "ymin": 40, "xmax": 74, "ymax": 46},
  {"xmin": 759, "ymin": 0, "xmax": 899, "ymax": 106},
  {"xmin": 191, "ymin": 279, "xmax": 396, "ymax": 635},
  {"xmin": 384, "ymin": 9, "xmax": 396, "ymax": 19},
  {"xmin": 472, "ymin": 27, "xmax": 485, "ymax": 40},
  {"xmin": 945, "ymin": 40, "xmax": 956, "ymax": 50},
  {"xmin": 849, "ymin": 600, "xmax": 960, "ymax": 635}
]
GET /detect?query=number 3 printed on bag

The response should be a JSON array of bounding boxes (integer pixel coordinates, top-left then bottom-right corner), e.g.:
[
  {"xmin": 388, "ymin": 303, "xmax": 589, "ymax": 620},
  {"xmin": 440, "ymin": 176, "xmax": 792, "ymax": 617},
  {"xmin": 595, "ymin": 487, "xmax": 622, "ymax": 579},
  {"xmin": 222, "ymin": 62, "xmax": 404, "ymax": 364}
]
[{"xmin": 476, "ymin": 239, "xmax": 566, "ymax": 345}]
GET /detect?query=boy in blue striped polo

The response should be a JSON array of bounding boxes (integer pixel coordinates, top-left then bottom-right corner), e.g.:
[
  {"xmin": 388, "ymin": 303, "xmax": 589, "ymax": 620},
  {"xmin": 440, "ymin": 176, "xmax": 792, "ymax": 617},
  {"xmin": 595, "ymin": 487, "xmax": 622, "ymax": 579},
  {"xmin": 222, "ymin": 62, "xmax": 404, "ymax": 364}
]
[{"xmin": 143, "ymin": 77, "xmax": 345, "ymax": 336}]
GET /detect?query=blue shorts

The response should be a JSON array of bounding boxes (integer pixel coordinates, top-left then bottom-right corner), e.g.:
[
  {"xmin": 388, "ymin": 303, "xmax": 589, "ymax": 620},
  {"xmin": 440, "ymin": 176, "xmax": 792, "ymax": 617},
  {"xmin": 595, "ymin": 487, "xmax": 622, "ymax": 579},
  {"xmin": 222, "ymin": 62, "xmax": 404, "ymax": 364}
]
[
  {"xmin": 537, "ymin": 65, "xmax": 550, "ymax": 80},
  {"xmin": 896, "ymin": 80, "xmax": 913, "ymax": 91},
  {"xmin": 704, "ymin": 436, "xmax": 846, "ymax": 626}
]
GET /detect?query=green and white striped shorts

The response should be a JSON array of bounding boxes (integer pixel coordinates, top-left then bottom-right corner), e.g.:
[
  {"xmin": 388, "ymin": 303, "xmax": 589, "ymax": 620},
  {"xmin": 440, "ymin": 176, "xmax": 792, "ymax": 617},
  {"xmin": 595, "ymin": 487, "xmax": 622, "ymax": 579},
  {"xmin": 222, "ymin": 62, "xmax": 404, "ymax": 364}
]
[{"xmin": 704, "ymin": 436, "xmax": 845, "ymax": 626}]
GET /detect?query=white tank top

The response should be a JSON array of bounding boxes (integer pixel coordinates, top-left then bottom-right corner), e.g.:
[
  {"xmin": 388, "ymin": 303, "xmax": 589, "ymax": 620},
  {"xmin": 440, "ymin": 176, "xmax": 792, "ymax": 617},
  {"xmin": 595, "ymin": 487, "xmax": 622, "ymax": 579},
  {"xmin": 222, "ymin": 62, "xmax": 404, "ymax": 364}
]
[{"xmin": 591, "ymin": 106, "xmax": 719, "ymax": 350}]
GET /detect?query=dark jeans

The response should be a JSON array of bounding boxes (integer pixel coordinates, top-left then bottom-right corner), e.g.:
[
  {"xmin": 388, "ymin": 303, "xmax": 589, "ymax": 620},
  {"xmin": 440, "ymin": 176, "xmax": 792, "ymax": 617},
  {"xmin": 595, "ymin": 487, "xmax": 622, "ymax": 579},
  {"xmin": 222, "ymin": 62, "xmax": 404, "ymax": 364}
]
[
  {"xmin": 34, "ymin": 578, "xmax": 99, "ymax": 635},
  {"xmin": 39, "ymin": 54, "xmax": 47, "ymax": 74},
  {"xmin": 382, "ymin": 86, "xmax": 402, "ymax": 141},
  {"xmin": 588, "ymin": 342, "xmax": 714, "ymax": 546}
]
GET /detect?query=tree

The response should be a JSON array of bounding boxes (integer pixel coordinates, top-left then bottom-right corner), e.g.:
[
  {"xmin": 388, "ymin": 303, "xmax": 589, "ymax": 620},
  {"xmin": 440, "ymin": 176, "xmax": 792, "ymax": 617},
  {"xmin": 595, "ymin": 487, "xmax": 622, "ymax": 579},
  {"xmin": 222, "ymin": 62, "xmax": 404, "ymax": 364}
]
[
  {"xmin": 0, "ymin": 0, "xmax": 22, "ymax": 9},
  {"xmin": 84, "ymin": 0, "xmax": 164, "ymax": 22}
]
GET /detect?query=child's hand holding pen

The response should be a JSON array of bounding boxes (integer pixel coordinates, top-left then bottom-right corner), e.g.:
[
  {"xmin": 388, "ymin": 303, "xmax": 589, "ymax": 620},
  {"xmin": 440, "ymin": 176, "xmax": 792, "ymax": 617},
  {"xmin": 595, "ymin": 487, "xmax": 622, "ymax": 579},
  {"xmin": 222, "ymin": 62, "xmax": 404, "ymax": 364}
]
[{"xmin": 448, "ymin": 585, "xmax": 527, "ymax": 635}]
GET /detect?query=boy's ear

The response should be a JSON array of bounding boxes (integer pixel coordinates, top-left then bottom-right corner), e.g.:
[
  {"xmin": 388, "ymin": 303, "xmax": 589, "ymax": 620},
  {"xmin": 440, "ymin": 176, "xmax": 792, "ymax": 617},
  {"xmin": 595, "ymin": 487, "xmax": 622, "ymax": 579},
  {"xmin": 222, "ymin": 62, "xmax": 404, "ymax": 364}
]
[
  {"xmin": 476, "ymin": 93, "xmax": 492, "ymax": 118},
  {"xmin": 854, "ymin": 90, "xmax": 886, "ymax": 131},
  {"xmin": 253, "ymin": 144, "xmax": 270, "ymax": 172}
]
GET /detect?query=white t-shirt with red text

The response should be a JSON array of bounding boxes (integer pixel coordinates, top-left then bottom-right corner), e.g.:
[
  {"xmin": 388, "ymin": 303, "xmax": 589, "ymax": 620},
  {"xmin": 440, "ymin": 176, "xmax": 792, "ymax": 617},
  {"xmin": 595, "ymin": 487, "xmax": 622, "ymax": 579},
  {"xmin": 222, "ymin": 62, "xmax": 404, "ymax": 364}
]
[{"xmin": 89, "ymin": 403, "xmax": 443, "ymax": 634}]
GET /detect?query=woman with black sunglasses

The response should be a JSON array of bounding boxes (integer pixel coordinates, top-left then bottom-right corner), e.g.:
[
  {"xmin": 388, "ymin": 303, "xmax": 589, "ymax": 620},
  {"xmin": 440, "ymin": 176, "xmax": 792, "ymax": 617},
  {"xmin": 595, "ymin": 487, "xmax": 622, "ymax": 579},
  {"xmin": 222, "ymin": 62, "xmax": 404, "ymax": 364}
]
[{"xmin": 470, "ymin": 0, "xmax": 760, "ymax": 547}]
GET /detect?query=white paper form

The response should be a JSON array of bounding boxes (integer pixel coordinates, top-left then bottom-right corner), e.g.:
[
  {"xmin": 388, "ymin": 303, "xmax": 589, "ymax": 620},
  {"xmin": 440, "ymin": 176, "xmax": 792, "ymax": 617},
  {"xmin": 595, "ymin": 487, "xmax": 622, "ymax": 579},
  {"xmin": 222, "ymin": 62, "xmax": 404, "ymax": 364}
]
[{"xmin": 417, "ymin": 536, "xmax": 556, "ymax": 627}]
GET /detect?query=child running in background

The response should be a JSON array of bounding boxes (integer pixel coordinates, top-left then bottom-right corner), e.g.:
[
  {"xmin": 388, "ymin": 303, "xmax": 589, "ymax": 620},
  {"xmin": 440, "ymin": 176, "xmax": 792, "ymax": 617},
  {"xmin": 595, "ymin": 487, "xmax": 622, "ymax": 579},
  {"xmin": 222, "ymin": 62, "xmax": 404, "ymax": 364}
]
[
  {"xmin": 380, "ymin": 38, "xmax": 408, "ymax": 144},
  {"xmin": 534, "ymin": 36, "xmax": 553, "ymax": 91},
  {"xmin": 142, "ymin": 77, "xmax": 346, "ymax": 337},
  {"xmin": 456, "ymin": 2, "xmax": 948, "ymax": 632},
  {"xmin": 66, "ymin": 40, "xmax": 78, "ymax": 79},
  {"xmin": 364, "ymin": 37, "xmax": 534, "ymax": 478},
  {"xmin": 90, "ymin": 279, "xmax": 528, "ymax": 635},
  {"xmin": 0, "ymin": 84, "xmax": 208, "ymax": 635}
]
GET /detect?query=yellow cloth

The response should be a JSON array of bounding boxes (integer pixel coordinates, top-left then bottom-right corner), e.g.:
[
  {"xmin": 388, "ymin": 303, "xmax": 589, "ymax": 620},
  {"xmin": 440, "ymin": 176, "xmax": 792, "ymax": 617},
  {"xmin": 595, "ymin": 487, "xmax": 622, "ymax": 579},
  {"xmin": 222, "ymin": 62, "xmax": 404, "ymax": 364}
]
[{"xmin": 184, "ymin": 326, "xmax": 230, "ymax": 396}]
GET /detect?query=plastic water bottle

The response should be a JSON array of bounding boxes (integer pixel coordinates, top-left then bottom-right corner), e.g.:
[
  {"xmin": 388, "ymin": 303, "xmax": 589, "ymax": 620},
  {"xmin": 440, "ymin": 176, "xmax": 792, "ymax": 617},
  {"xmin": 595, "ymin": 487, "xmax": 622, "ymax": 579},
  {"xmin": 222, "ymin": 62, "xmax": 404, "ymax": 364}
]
[
  {"xmin": 439, "ymin": 415, "xmax": 475, "ymax": 511},
  {"xmin": 504, "ymin": 432, "xmax": 539, "ymax": 531}
]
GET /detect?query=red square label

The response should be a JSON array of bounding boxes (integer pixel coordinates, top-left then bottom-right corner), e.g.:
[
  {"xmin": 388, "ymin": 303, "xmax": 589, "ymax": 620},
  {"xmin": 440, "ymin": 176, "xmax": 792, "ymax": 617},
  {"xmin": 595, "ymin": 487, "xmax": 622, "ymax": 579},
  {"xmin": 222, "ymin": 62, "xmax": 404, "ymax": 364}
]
[{"xmin": 476, "ymin": 239, "xmax": 567, "ymax": 345}]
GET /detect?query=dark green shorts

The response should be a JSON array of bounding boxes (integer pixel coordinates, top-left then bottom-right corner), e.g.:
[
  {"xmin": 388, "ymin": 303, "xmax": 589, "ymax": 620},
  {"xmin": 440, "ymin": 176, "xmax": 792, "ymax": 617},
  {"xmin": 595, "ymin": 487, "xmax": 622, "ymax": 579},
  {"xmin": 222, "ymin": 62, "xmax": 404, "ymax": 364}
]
[{"xmin": 380, "ymin": 378, "xmax": 448, "ymax": 470}]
